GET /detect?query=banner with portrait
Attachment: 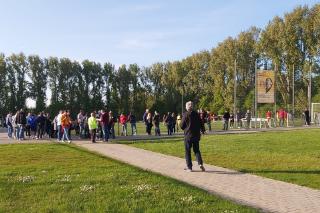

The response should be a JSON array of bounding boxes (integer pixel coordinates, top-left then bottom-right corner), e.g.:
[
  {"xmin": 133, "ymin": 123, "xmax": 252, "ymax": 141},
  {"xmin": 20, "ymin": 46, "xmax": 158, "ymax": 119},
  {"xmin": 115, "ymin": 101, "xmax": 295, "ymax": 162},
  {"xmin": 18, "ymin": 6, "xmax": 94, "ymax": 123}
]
[{"xmin": 257, "ymin": 70, "xmax": 275, "ymax": 103}]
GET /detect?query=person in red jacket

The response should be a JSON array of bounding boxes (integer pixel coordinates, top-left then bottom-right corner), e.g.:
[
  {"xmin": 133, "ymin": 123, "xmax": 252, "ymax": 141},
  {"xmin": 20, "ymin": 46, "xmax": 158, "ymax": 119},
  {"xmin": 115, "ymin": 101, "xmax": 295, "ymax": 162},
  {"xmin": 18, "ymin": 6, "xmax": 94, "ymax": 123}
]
[{"xmin": 120, "ymin": 113, "xmax": 127, "ymax": 136}]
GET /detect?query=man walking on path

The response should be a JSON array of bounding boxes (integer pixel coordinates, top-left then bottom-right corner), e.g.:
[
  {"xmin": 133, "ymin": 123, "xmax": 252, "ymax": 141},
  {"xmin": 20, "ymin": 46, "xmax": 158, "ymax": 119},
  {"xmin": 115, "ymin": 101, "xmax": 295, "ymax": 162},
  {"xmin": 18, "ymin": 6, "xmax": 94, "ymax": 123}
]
[{"xmin": 180, "ymin": 101, "xmax": 205, "ymax": 172}]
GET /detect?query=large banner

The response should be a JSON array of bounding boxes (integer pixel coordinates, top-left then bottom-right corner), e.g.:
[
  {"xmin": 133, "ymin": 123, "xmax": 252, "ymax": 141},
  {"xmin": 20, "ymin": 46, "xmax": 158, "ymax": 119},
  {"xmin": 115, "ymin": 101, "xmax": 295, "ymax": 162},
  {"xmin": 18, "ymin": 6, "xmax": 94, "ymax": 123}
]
[{"xmin": 257, "ymin": 70, "xmax": 275, "ymax": 103}]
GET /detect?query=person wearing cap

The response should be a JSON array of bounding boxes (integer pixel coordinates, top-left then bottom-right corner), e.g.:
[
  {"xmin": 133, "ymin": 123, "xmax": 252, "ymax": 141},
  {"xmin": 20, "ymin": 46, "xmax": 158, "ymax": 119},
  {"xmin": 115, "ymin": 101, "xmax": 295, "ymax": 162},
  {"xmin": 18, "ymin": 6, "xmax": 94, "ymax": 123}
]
[{"xmin": 180, "ymin": 101, "xmax": 206, "ymax": 172}]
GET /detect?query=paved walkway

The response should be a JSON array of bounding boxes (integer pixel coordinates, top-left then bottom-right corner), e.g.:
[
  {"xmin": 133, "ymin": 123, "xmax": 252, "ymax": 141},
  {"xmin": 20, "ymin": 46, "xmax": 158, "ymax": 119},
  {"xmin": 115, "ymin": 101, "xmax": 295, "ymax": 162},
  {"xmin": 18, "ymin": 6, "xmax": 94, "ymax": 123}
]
[{"xmin": 78, "ymin": 143, "xmax": 320, "ymax": 213}]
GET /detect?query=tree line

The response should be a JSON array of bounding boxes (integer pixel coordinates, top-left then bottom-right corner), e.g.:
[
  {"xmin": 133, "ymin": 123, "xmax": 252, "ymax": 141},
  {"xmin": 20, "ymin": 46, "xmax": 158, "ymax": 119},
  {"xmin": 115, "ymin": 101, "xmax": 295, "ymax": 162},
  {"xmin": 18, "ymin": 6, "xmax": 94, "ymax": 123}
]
[{"xmin": 0, "ymin": 4, "xmax": 320, "ymax": 118}]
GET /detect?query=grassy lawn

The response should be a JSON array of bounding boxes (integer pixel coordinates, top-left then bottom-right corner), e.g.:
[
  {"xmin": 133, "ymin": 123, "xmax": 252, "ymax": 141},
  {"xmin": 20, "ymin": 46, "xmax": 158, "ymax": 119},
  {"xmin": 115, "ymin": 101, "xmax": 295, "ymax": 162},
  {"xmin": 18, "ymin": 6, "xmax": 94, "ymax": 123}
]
[
  {"xmin": 128, "ymin": 129, "xmax": 320, "ymax": 189},
  {"xmin": 0, "ymin": 143, "xmax": 256, "ymax": 213}
]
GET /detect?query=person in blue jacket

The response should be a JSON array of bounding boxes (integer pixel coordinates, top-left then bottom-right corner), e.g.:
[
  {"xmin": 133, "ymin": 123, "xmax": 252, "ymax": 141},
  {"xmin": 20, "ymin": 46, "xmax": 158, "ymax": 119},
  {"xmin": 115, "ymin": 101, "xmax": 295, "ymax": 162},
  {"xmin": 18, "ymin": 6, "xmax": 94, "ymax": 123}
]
[{"xmin": 28, "ymin": 113, "xmax": 37, "ymax": 139}]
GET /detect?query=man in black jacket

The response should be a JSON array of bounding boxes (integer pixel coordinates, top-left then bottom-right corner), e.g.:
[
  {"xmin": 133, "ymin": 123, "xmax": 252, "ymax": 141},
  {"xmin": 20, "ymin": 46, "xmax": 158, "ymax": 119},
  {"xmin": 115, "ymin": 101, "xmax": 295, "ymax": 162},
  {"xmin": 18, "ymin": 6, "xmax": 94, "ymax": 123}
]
[
  {"xmin": 223, "ymin": 110, "xmax": 230, "ymax": 131},
  {"xmin": 16, "ymin": 109, "xmax": 27, "ymax": 140},
  {"xmin": 180, "ymin": 101, "xmax": 205, "ymax": 172}
]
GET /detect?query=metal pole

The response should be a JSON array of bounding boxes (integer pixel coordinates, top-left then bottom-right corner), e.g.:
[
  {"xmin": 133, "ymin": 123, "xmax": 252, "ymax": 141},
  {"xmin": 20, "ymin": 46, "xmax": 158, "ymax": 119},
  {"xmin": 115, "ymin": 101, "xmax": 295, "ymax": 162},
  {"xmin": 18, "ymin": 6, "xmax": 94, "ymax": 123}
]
[
  {"xmin": 182, "ymin": 89, "xmax": 184, "ymax": 116},
  {"xmin": 308, "ymin": 63, "xmax": 312, "ymax": 123},
  {"xmin": 255, "ymin": 59, "xmax": 257, "ymax": 129},
  {"xmin": 292, "ymin": 65, "xmax": 295, "ymax": 127},
  {"xmin": 234, "ymin": 58, "xmax": 237, "ymax": 124},
  {"xmin": 274, "ymin": 63, "xmax": 277, "ymax": 128}
]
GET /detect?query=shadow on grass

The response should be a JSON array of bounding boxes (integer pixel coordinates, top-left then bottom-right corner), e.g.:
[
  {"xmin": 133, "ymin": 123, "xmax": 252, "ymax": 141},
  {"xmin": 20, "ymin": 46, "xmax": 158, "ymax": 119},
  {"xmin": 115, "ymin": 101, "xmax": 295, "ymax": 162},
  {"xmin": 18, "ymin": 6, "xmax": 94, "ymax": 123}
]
[{"xmin": 240, "ymin": 169, "xmax": 320, "ymax": 175}]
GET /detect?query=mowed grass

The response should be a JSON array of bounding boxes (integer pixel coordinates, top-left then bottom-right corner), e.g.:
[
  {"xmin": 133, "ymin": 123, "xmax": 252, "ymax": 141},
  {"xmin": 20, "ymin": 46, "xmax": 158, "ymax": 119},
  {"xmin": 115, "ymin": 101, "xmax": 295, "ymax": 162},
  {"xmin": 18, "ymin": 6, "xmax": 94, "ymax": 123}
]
[
  {"xmin": 0, "ymin": 144, "xmax": 257, "ymax": 213},
  {"xmin": 129, "ymin": 129, "xmax": 320, "ymax": 189}
]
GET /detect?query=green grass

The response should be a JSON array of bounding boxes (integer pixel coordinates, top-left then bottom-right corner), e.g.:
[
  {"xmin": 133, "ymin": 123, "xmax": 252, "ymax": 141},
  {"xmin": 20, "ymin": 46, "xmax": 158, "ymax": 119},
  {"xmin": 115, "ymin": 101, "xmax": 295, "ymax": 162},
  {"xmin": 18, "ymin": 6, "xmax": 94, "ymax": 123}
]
[
  {"xmin": 0, "ymin": 143, "xmax": 256, "ymax": 213},
  {"xmin": 128, "ymin": 129, "xmax": 320, "ymax": 189}
]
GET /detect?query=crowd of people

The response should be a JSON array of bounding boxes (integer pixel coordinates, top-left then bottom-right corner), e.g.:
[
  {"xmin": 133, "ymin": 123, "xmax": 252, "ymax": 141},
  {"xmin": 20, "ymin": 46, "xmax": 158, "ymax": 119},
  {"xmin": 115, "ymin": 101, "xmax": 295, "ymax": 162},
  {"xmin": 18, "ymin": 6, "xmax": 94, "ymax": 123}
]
[
  {"xmin": 4, "ymin": 108, "xmax": 188, "ymax": 143},
  {"xmin": 4, "ymin": 109, "xmax": 121, "ymax": 143},
  {"xmin": 4, "ymin": 106, "xmax": 319, "ymax": 143}
]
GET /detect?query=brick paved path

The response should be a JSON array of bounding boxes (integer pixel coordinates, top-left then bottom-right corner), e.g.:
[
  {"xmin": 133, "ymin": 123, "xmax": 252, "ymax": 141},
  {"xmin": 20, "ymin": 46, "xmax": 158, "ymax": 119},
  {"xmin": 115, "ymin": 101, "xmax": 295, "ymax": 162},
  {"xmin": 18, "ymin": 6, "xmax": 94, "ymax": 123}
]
[{"xmin": 79, "ymin": 143, "xmax": 320, "ymax": 213}]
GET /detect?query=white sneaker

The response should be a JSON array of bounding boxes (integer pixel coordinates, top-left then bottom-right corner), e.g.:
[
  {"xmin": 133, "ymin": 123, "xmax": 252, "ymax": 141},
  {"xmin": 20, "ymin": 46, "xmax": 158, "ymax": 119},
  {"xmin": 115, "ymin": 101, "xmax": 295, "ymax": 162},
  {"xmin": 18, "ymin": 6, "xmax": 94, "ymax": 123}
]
[{"xmin": 184, "ymin": 168, "xmax": 192, "ymax": 172}]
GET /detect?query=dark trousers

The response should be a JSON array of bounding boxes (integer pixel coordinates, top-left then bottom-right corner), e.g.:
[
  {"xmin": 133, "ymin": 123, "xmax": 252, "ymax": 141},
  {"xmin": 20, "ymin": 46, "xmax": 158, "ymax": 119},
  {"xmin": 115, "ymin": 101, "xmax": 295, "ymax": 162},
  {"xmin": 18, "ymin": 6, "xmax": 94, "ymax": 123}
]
[
  {"xmin": 223, "ymin": 120, "xmax": 229, "ymax": 130},
  {"xmin": 154, "ymin": 124, "xmax": 160, "ymax": 136},
  {"xmin": 102, "ymin": 125, "xmax": 109, "ymax": 141},
  {"xmin": 57, "ymin": 125, "xmax": 62, "ymax": 140},
  {"xmin": 109, "ymin": 125, "xmax": 115, "ymax": 139},
  {"xmin": 90, "ymin": 129, "xmax": 96, "ymax": 143},
  {"xmin": 146, "ymin": 123, "xmax": 152, "ymax": 135},
  {"xmin": 26, "ymin": 125, "xmax": 31, "ymax": 137},
  {"xmin": 184, "ymin": 139, "xmax": 203, "ymax": 169},
  {"xmin": 167, "ymin": 124, "xmax": 172, "ymax": 135},
  {"xmin": 37, "ymin": 125, "xmax": 44, "ymax": 139}
]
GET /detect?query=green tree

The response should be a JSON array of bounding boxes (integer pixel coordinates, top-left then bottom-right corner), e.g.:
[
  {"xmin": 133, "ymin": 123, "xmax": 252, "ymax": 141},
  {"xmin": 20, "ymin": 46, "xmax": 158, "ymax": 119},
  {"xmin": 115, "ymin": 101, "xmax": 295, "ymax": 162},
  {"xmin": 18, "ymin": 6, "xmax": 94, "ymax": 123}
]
[
  {"xmin": 6, "ymin": 53, "xmax": 28, "ymax": 111},
  {"xmin": 28, "ymin": 55, "xmax": 47, "ymax": 112},
  {"xmin": 0, "ymin": 53, "xmax": 8, "ymax": 115}
]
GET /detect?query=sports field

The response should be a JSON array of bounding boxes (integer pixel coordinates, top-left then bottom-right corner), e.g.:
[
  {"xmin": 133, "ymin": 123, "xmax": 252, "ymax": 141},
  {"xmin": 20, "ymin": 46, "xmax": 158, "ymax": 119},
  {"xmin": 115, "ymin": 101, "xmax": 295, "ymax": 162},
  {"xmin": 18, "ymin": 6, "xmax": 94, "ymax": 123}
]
[{"xmin": 129, "ymin": 129, "xmax": 320, "ymax": 189}]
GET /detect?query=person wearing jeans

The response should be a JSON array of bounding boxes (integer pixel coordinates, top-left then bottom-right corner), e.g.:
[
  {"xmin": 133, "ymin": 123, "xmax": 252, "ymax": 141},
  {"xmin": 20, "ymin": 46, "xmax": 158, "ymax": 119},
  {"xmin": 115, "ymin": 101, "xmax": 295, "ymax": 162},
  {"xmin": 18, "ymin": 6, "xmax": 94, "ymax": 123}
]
[
  {"xmin": 128, "ymin": 112, "xmax": 137, "ymax": 136},
  {"xmin": 6, "ymin": 112, "xmax": 13, "ymax": 138},
  {"xmin": 100, "ymin": 109, "xmax": 109, "ymax": 142},
  {"xmin": 77, "ymin": 110, "xmax": 85, "ymax": 139},
  {"xmin": 61, "ymin": 111, "xmax": 71, "ymax": 143},
  {"xmin": 16, "ymin": 109, "xmax": 27, "ymax": 140},
  {"xmin": 180, "ymin": 101, "xmax": 206, "ymax": 172},
  {"xmin": 56, "ymin": 111, "xmax": 63, "ymax": 141}
]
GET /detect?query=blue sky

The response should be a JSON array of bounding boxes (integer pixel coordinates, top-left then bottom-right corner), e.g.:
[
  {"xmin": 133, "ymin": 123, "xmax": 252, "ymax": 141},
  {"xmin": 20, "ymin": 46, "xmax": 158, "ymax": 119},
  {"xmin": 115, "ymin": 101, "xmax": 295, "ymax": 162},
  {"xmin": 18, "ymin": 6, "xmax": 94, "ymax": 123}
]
[{"xmin": 0, "ymin": 0, "xmax": 319, "ymax": 67}]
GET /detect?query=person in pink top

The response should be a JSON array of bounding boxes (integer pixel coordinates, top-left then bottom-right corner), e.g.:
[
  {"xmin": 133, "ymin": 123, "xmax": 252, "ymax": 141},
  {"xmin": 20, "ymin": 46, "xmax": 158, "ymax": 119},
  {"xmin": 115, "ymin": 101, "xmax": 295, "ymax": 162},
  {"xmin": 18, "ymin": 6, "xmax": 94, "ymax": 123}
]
[{"xmin": 120, "ymin": 113, "xmax": 127, "ymax": 136}]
